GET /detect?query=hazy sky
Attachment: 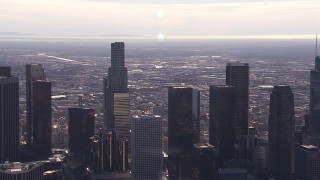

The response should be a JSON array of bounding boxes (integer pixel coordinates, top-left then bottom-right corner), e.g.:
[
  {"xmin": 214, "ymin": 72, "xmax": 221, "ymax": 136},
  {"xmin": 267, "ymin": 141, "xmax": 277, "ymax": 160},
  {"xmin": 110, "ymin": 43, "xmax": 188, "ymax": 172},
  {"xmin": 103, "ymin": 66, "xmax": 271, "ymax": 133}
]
[{"xmin": 1, "ymin": 0, "xmax": 320, "ymax": 38}]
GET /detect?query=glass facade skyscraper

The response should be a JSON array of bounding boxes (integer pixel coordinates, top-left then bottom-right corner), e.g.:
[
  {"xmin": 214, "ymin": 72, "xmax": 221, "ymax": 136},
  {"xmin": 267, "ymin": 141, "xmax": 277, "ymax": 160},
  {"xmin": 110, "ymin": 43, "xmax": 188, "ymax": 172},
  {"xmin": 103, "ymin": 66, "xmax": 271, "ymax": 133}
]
[
  {"xmin": 168, "ymin": 87, "xmax": 200, "ymax": 179},
  {"xmin": 310, "ymin": 56, "xmax": 320, "ymax": 136},
  {"xmin": 131, "ymin": 115, "xmax": 162, "ymax": 180},
  {"xmin": 26, "ymin": 64, "xmax": 52, "ymax": 158},
  {"xmin": 104, "ymin": 42, "xmax": 129, "ymax": 140},
  {"xmin": 226, "ymin": 63, "xmax": 249, "ymax": 135},
  {"xmin": 0, "ymin": 67, "xmax": 19, "ymax": 163},
  {"xmin": 268, "ymin": 85, "xmax": 295, "ymax": 179},
  {"xmin": 209, "ymin": 85, "xmax": 236, "ymax": 164}
]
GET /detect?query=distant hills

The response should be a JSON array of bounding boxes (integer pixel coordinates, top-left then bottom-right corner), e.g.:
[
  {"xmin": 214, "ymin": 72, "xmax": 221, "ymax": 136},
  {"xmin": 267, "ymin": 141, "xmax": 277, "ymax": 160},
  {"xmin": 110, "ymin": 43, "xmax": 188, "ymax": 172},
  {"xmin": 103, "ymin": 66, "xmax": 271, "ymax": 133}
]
[{"xmin": 0, "ymin": 32, "xmax": 36, "ymax": 36}]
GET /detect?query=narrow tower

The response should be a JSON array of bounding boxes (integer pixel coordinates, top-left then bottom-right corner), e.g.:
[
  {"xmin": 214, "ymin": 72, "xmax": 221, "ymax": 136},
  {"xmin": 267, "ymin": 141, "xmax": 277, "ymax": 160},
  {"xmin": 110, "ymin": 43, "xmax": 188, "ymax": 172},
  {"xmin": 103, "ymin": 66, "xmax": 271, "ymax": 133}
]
[
  {"xmin": 0, "ymin": 67, "xmax": 19, "ymax": 162},
  {"xmin": 103, "ymin": 42, "xmax": 129, "ymax": 140},
  {"xmin": 268, "ymin": 85, "xmax": 295, "ymax": 179},
  {"xmin": 168, "ymin": 87, "xmax": 200, "ymax": 179},
  {"xmin": 226, "ymin": 63, "xmax": 249, "ymax": 135},
  {"xmin": 26, "ymin": 64, "xmax": 52, "ymax": 158},
  {"xmin": 310, "ymin": 34, "xmax": 320, "ymax": 136},
  {"xmin": 209, "ymin": 85, "xmax": 236, "ymax": 165}
]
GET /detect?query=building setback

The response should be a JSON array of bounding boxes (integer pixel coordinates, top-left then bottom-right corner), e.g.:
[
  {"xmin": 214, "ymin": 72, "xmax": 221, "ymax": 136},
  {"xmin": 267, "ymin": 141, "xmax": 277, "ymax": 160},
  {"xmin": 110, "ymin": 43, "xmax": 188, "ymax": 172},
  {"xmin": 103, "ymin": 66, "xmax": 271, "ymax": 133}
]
[
  {"xmin": 104, "ymin": 42, "xmax": 129, "ymax": 140},
  {"xmin": 25, "ymin": 64, "xmax": 52, "ymax": 158},
  {"xmin": 268, "ymin": 85, "xmax": 295, "ymax": 179},
  {"xmin": 168, "ymin": 87, "xmax": 200, "ymax": 179}
]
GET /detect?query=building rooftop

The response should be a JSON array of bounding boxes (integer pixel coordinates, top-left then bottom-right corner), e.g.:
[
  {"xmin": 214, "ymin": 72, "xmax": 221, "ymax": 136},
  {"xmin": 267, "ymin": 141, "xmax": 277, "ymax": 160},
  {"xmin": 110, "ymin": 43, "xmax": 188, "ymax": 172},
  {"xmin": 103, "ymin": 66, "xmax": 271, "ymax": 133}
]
[
  {"xmin": 300, "ymin": 145, "xmax": 319, "ymax": 151},
  {"xmin": 0, "ymin": 161, "xmax": 43, "ymax": 174},
  {"xmin": 194, "ymin": 143, "xmax": 215, "ymax": 149},
  {"xmin": 226, "ymin": 62, "xmax": 249, "ymax": 66}
]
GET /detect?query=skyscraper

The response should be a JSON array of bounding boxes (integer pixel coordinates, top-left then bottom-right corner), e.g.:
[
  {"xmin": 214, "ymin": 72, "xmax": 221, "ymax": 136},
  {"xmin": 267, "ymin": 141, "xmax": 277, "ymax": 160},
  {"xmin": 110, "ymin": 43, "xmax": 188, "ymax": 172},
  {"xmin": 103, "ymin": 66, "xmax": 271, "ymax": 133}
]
[
  {"xmin": 309, "ymin": 56, "xmax": 320, "ymax": 135},
  {"xmin": 268, "ymin": 85, "xmax": 295, "ymax": 179},
  {"xmin": 295, "ymin": 145, "xmax": 320, "ymax": 179},
  {"xmin": 0, "ymin": 67, "xmax": 19, "ymax": 163},
  {"xmin": 0, "ymin": 66, "xmax": 11, "ymax": 76},
  {"xmin": 104, "ymin": 42, "xmax": 129, "ymax": 140},
  {"xmin": 226, "ymin": 63, "xmax": 249, "ymax": 135},
  {"xmin": 168, "ymin": 87, "xmax": 200, "ymax": 179},
  {"xmin": 193, "ymin": 143, "xmax": 215, "ymax": 180},
  {"xmin": 209, "ymin": 85, "xmax": 236, "ymax": 164},
  {"xmin": 68, "ymin": 108, "xmax": 95, "ymax": 155},
  {"xmin": 26, "ymin": 64, "xmax": 52, "ymax": 158},
  {"xmin": 131, "ymin": 115, "xmax": 162, "ymax": 180}
]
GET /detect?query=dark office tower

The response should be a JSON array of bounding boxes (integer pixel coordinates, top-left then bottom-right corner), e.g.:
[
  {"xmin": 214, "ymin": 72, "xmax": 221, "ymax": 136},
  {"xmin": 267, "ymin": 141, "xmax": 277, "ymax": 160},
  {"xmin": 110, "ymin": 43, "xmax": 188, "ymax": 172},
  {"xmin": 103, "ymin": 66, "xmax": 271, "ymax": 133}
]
[
  {"xmin": 131, "ymin": 116, "xmax": 163, "ymax": 180},
  {"xmin": 91, "ymin": 129, "xmax": 119, "ymax": 173},
  {"xmin": 226, "ymin": 63, "xmax": 249, "ymax": 135},
  {"xmin": 168, "ymin": 87, "xmax": 200, "ymax": 179},
  {"xmin": 103, "ymin": 42, "xmax": 129, "ymax": 140},
  {"xmin": 295, "ymin": 145, "xmax": 320, "ymax": 179},
  {"xmin": 193, "ymin": 143, "xmax": 215, "ymax": 180},
  {"xmin": 0, "ymin": 66, "xmax": 11, "ymax": 76},
  {"xmin": 310, "ymin": 56, "xmax": 320, "ymax": 135},
  {"xmin": 0, "ymin": 67, "xmax": 19, "ymax": 163},
  {"xmin": 268, "ymin": 85, "xmax": 295, "ymax": 179},
  {"xmin": 26, "ymin": 64, "xmax": 52, "ymax": 158},
  {"xmin": 68, "ymin": 108, "xmax": 95, "ymax": 155},
  {"xmin": 209, "ymin": 85, "xmax": 236, "ymax": 164}
]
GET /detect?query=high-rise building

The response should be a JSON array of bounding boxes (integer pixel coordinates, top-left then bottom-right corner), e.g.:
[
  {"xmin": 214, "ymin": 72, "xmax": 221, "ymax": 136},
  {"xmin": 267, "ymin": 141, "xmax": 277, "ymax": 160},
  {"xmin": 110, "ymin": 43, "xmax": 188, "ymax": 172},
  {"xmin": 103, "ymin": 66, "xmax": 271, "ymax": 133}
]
[
  {"xmin": 0, "ymin": 66, "xmax": 11, "ymax": 76},
  {"xmin": 295, "ymin": 145, "xmax": 320, "ymax": 179},
  {"xmin": 268, "ymin": 85, "xmax": 295, "ymax": 179},
  {"xmin": 309, "ymin": 56, "xmax": 320, "ymax": 136},
  {"xmin": 68, "ymin": 108, "xmax": 95, "ymax": 155},
  {"xmin": 26, "ymin": 64, "xmax": 52, "ymax": 158},
  {"xmin": 226, "ymin": 63, "xmax": 249, "ymax": 135},
  {"xmin": 193, "ymin": 143, "xmax": 215, "ymax": 180},
  {"xmin": 131, "ymin": 115, "xmax": 162, "ymax": 180},
  {"xmin": 0, "ymin": 67, "xmax": 19, "ymax": 163},
  {"xmin": 168, "ymin": 87, "xmax": 200, "ymax": 179},
  {"xmin": 104, "ymin": 42, "xmax": 129, "ymax": 140},
  {"xmin": 252, "ymin": 137, "xmax": 268, "ymax": 178},
  {"xmin": 209, "ymin": 85, "xmax": 236, "ymax": 164}
]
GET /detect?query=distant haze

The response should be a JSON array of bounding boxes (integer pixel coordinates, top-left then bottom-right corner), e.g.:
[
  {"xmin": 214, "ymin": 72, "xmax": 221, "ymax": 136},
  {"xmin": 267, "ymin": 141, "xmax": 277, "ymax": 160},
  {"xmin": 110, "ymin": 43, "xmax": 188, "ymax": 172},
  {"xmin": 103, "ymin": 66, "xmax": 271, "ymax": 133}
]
[{"xmin": 1, "ymin": 0, "xmax": 320, "ymax": 39}]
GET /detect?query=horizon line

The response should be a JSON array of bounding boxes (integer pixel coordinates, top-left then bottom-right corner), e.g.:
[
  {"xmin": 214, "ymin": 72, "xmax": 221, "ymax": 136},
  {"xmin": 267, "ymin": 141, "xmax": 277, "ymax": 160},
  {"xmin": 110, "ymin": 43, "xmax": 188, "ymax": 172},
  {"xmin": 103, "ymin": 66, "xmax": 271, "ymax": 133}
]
[{"xmin": 0, "ymin": 33, "xmax": 317, "ymax": 40}]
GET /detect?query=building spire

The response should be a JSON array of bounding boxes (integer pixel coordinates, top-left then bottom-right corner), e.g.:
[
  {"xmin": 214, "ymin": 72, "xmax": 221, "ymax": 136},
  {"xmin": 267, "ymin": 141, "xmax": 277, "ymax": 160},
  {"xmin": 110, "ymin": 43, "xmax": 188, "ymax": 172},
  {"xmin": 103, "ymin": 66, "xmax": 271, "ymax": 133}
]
[{"xmin": 316, "ymin": 33, "xmax": 318, "ymax": 57}]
